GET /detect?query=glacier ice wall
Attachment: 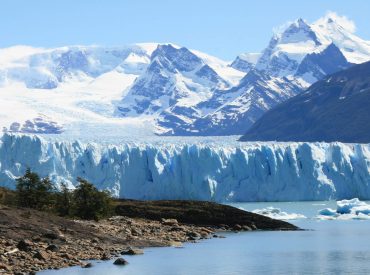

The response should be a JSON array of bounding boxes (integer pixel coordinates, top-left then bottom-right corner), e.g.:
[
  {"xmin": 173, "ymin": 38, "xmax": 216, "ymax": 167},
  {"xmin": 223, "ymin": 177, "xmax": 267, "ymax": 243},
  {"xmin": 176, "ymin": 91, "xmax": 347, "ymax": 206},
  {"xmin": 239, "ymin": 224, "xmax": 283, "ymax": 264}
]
[{"xmin": 0, "ymin": 134, "xmax": 369, "ymax": 202}]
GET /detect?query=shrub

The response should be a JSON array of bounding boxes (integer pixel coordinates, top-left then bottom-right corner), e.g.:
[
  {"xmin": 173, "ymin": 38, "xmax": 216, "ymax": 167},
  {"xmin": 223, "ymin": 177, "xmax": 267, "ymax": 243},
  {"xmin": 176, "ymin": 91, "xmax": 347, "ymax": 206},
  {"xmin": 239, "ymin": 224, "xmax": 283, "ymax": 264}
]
[
  {"xmin": 0, "ymin": 187, "xmax": 17, "ymax": 206},
  {"xmin": 12, "ymin": 170, "xmax": 112, "ymax": 220},
  {"xmin": 71, "ymin": 177, "xmax": 112, "ymax": 220},
  {"xmin": 16, "ymin": 168, "xmax": 54, "ymax": 210},
  {"xmin": 54, "ymin": 182, "xmax": 72, "ymax": 216}
]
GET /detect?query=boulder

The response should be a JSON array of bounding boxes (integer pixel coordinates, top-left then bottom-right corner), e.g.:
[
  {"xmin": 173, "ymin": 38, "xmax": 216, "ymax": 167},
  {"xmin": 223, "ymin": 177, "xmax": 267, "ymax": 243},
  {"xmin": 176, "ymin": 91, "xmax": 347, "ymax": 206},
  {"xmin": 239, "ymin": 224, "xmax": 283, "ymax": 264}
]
[
  {"xmin": 46, "ymin": 244, "xmax": 59, "ymax": 252},
  {"xmin": 233, "ymin": 224, "xmax": 242, "ymax": 231},
  {"xmin": 101, "ymin": 252, "xmax": 110, "ymax": 261},
  {"xmin": 91, "ymin": 238, "xmax": 99, "ymax": 244},
  {"xmin": 43, "ymin": 231, "xmax": 59, "ymax": 240},
  {"xmin": 113, "ymin": 257, "xmax": 128, "ymax": 265},
  {"xmin": 16, "ymin": 240, "xmax": 33, "ymax": 252},
  {"xmin": 61, "ymin": 253, "xmax": 73, "ymax": 260},
  {"xmin": 82, "ymin": 262, "xmax": 93, "ymax": 268},
  {"xmin": 34, "ymin": 250, "xmax": 50, "ymax": 261},
  {"xmin": 121, "ymin": 248, "xmax": 144, "ymax": 255},
  {"xmin": 186, "ymin": 231, "xmax": 201, "ymax": 239},
  {"xmin": 242, "ymin": 225, "xmax": 253, "ymax": 231}
]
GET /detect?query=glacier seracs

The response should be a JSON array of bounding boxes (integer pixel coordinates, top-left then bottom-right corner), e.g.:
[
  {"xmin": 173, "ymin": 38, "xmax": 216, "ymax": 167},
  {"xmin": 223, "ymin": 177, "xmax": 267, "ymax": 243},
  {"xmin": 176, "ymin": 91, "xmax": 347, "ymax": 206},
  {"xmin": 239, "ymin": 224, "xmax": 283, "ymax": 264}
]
[{"xmin": 0, "ymin": 134, "xmax": 369, "ymax": 202}]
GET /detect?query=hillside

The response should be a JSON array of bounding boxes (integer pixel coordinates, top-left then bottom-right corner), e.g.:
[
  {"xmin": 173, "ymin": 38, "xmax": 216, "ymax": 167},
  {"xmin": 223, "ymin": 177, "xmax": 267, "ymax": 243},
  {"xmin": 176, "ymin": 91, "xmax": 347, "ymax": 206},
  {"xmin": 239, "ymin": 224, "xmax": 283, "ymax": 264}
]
[{"xmin": 240, "ymin": 61, "xmax": 370, "ymax": 143}]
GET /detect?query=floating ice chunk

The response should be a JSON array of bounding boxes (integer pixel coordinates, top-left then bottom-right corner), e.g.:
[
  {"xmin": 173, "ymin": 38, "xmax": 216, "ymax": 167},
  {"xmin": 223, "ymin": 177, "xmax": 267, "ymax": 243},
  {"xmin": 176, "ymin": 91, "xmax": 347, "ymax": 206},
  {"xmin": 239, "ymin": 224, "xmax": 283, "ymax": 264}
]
[
  {"xmin": 252, "ymin": 207, "xmax": 306, "ymax": 220},
  {"xmin": 317, "ymin": 198, "xmax": 370, "ymax": 220},
  {"xmin": 318, "ymin": 208, "xmax": 337, "ymax": 216},
  {"xmin": 336, "ymin": 198, "xmax": 368, "ymax": 214},
  {"xmin": 336, "ymin": 213, "xmax": 370, "ymax": 220}
]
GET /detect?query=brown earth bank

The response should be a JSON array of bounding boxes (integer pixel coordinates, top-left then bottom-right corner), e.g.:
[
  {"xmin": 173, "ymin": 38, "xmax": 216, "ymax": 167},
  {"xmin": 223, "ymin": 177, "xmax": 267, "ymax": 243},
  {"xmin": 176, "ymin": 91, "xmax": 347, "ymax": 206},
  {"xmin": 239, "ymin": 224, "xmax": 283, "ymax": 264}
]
[{"xmin": 0, "ymin": 199, "xmax": 298, "ymax": 275}]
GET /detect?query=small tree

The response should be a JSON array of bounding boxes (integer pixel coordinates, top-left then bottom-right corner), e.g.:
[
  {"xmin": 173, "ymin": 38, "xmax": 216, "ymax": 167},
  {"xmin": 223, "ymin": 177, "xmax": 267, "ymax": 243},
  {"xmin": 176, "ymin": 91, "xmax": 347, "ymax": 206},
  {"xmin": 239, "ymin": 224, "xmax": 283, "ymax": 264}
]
[
  {"xmin": 16, "ymin": 168, "xmax": 54, "ymax": 210},
  {"xmin": 55, "ymin": 183, "xmax": 72, "ymax": 216},
  {"xmin": 72, "ymin": 177, "xmax": 112, "ymax": 220}
]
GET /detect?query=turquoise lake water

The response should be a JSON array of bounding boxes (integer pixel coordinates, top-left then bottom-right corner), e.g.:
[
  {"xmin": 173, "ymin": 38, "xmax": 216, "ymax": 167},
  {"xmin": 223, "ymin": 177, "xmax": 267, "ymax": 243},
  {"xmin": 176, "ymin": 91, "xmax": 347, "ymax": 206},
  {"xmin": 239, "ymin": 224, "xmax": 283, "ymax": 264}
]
[{"xmin": 40, "ymin": 201, "xmax": 370, "ymax": 275}]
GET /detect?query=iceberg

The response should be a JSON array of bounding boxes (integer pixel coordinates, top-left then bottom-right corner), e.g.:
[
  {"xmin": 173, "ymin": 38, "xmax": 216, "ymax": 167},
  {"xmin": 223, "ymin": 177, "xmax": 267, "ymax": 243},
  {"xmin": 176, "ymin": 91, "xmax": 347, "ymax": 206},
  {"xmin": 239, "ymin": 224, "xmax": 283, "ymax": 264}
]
[
  {"xmin": 318, "ymin": 198, "xmax": 370, "ymax": 220},
  {"xmin": 252, "ymin": 207, "xmax": 306, "ymax": 220},
  {"xmin": 0, "ymin": 134, "xmax": 370, "ymax": 202}
]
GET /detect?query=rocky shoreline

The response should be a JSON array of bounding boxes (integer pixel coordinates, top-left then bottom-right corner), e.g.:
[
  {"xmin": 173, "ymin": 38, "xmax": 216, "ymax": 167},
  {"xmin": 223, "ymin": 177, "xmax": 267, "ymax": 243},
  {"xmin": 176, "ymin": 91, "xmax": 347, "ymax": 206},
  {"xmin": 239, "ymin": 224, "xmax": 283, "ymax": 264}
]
[{"xmin": 0, "ymin": 200, "xmax": 298, "ymax": 275}]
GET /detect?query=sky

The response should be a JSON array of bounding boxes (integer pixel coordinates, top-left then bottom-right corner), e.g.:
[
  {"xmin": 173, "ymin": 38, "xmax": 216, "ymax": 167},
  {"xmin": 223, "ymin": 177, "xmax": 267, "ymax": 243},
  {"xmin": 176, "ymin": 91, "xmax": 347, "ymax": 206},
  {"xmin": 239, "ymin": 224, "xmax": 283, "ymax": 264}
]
[{"xmin": 1, "ymin": 0, "xmax": 370, "ymax": 60}]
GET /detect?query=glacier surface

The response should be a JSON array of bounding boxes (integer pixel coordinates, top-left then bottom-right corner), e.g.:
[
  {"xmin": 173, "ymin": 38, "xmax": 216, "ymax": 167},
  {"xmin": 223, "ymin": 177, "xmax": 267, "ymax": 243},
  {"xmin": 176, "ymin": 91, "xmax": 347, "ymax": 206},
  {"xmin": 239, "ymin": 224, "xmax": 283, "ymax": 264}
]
[{"xmin": 0, "ymin": 134, "xmax": 370, "ymax": 202}]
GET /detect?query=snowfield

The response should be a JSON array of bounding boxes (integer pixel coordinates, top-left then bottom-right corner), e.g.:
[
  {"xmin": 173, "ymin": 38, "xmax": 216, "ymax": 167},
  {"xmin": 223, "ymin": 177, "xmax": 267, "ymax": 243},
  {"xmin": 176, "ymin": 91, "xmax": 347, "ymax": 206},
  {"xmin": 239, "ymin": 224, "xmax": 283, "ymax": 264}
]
[{"xmin": 0, "ymin": 134, "xmax": 369, "ymax": 202}]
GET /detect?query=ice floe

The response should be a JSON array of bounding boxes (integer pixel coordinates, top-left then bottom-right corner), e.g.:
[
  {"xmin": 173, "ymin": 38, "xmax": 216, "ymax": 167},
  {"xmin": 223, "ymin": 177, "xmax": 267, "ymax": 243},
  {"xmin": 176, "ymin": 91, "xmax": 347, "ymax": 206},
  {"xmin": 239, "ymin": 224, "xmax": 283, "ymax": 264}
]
[
  {"xmin": 252, "ymin": 207, "xmax": 307, "ymax": 220},
  {"xmin": 317, "ymin": 198, "xmax": 370, "ymax": 220}
]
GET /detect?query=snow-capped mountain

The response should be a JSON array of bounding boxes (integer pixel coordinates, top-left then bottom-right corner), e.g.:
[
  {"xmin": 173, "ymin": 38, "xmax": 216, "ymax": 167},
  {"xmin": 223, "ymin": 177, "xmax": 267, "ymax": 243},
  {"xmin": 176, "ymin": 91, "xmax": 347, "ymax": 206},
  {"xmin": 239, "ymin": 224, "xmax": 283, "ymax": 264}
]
[
  {"xmin": 0, "ymin": 44, "xmax": 158, "ymax": 135},
  {"xmin": 116, "ymin": 44, "xmax": 244, "ymax": 134},
  {"xmin": 0, "ymin": 12, "xmax": 369, "ymax": 137},
  {"xmin": 252, "ymin": 12, "xmax": 370, "ymax": 84},
  {"xmin": 295, "ymin": 42, "xmax": 351, "ymax": 82},
  {"xmin": 230, "ymin": 53, "xmax": 261, "ymax": 73},
  {"xmin": 241, "ymin": 60, "xmax": 370, "ymax": 143},
  {"xmin": 153, "ymin": 13, "xmax": 370, "ymax": 135},
  {"xmin": 164, "ymin": 69, "xmax": 302, "ymax": 135},
  {"xmin": 116, "ymin": 44, "xmax": 236, "ymax": 116},
  {"xmin": 0, "ymin": 45, "xmax": 152, "ymax": 89}
]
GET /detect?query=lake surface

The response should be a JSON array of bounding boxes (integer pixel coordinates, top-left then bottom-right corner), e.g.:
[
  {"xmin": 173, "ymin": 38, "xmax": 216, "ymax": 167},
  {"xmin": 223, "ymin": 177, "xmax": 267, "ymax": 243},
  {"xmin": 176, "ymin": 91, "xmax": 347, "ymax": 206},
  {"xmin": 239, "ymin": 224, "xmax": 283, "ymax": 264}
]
[{"xmin": 40, "ymin": 201, "xmax": 370, "ymax": 275}]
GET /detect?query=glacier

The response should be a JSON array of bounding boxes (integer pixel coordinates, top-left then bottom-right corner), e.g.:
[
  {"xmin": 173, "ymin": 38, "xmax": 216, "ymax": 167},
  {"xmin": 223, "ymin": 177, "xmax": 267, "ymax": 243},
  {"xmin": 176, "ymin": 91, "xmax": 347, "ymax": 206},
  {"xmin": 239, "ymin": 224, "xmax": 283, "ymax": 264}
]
[{"xmin": 0, "ymin": 133, "xmax": 369, "ymax": 202}]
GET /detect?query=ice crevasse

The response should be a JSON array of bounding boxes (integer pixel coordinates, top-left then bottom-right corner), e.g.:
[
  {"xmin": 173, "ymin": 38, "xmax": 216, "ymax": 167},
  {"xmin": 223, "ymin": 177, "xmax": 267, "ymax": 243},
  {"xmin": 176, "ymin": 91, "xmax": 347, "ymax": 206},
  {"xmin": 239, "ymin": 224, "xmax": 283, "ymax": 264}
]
[{"xmin": 0, "ymin": 133, "xmax": 369, "ymax": 202}]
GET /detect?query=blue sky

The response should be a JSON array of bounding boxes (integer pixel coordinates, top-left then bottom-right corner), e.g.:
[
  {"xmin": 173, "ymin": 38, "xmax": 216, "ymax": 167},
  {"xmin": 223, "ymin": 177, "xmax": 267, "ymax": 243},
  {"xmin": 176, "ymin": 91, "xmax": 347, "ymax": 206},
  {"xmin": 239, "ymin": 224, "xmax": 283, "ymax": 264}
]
[{"xmin": 1, "ymin": 0, "xmax": 370, "ymax": 60}]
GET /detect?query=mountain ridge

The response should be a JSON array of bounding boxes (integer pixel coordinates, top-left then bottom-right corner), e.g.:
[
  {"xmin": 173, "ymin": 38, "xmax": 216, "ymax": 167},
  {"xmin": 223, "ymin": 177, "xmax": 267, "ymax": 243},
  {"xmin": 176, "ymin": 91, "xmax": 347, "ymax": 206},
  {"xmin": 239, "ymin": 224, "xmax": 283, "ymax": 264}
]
[
  {"xmin": 240, "ymin": 61, "xmax": 370, "ymax": 143},
  {"xmin": 0, "ymin": 12, "xmax": 369, "ymax": 137}
]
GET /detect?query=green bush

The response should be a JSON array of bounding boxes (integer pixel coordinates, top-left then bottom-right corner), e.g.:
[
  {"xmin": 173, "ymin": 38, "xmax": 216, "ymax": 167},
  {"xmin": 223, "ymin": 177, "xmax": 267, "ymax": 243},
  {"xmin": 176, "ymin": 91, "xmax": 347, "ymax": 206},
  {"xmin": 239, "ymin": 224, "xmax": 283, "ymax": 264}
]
[
  {"xmin": 54, "ymin": 182, "xmax": 72, "ymax": 217},
  {"xmin": 71, "ymin": 177, "xmax": 112, "ymax": 220},
  {"xmin": 12, "ymin": 170, "xmax": 112, "ymax": 220},
  {"xmin": 16, "ymin": 168, "xmax": 54, "ymax": 210}
]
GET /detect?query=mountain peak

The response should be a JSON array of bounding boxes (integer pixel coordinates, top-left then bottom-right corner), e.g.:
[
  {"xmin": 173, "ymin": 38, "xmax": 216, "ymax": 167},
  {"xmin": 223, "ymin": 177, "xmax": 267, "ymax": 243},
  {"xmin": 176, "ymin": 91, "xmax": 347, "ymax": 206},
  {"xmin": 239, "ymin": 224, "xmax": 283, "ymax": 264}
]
[
  {"xmin": 296, "ymin": 18, "xmax": 308, "ymax": 27},
  {"xmin": 314, "ymin": 12, "xmax": 356, "ymax": 33},
  {"xmin": 151, "ymin": 44, "xmax": 203, "ymax": 73},
  {"xmin": 277, "ymin": 18, "xmax": 320, "ymax": 45}
]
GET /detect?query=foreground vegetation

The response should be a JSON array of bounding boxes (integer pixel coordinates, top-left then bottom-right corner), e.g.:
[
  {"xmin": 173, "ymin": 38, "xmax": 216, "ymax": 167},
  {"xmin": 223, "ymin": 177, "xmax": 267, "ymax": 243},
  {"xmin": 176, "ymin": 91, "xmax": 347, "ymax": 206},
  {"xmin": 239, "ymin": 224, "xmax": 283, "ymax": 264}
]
[
  {"xmin": 0, "ymin": 169, "xmax": 113, "ymax": 220},
  {"xmin": 0, "ymin": 171, "xmax": 298, "ymax": 274}
]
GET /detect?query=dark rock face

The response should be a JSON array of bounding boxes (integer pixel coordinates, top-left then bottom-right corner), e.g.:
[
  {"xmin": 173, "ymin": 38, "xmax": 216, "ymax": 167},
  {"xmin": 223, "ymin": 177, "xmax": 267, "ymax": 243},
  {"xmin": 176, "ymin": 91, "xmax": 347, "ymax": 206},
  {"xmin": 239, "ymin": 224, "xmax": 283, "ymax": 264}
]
[
  {"xmin": 296, "ymin": 43, "xmax": 352, "ymax": 80},
  {"xmin": 5, "ymin": 116, "xmax": 63, "ymax": 134},
  {"xmin": 115, "ymin": 200, "xmax": 298, "ymax": 231},
  {"xmin": 230, "ymin": 56, "xmax": 254, "ymax": 73},
  {"xmin": 240, "ymin": 61, "xmax": 370, "ymax": 143}
]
